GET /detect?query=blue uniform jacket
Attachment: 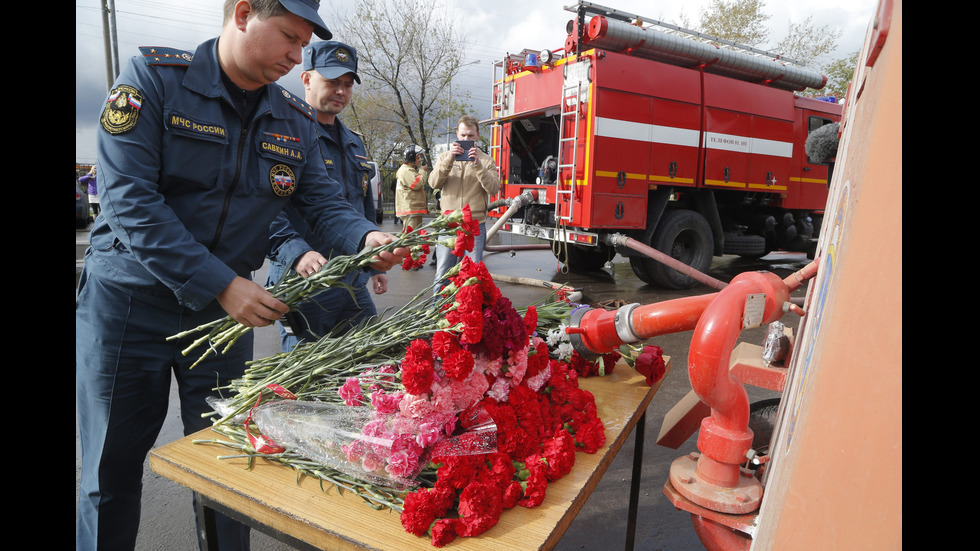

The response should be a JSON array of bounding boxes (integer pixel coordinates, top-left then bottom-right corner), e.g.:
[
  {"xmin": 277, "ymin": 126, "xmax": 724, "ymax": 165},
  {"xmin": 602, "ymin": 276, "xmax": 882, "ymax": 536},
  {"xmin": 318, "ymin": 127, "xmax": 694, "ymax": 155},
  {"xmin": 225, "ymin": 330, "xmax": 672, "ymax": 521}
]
[
  {"xmin": 321, "ymin": 117, "xmax": 376, "ymax": 226},
  {"xmin": 88, "ymin": 39, "xmax": 378, "ymax": 311},
  {"xmin": 271, "ymin": 116, "xmax": 376, "ymax": 264}
]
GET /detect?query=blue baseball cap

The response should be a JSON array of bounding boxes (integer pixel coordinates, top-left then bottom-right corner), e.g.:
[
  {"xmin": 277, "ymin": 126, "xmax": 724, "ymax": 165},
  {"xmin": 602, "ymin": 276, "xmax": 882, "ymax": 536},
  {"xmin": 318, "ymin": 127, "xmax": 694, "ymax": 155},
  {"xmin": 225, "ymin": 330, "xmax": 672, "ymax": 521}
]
[
  {"xmin": 303, "ymin": 41, "xmax": 361, "ymax": 84},
  {"xmin": 279, "ymin": 0, "xmax": 332, "ymax": 40}
]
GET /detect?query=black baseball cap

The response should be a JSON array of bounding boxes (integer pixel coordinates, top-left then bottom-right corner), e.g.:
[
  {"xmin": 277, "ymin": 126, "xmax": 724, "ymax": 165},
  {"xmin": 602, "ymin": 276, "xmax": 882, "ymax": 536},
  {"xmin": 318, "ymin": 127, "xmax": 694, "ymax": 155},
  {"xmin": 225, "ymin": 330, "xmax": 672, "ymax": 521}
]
[{"xmin": 279, "ymin": 0, "xmax": 332, "ymax": 40}]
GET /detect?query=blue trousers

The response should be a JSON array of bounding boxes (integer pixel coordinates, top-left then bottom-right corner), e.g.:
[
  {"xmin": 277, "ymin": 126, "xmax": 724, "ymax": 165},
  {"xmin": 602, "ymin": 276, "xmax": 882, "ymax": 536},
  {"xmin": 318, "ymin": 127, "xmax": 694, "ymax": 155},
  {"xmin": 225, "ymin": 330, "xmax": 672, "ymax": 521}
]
[
  {"xmin": 434, "ymin": 222, "xmax": 487, "ymax": 289},
  {"xmin": 265, "ymin": 261, "xmax": 377, "ymax": 353},
  {"xmin": 76, "ymin": 267, "xmax": 250, "ymax": 550}
]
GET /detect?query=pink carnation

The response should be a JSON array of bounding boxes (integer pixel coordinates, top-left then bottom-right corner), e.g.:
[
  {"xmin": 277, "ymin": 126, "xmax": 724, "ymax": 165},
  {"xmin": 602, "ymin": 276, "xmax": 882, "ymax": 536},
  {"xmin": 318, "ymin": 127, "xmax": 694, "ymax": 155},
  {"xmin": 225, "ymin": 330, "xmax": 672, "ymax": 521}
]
[
  {"xmin": 342, "ymin": 439, "xmax": 365, "ymax": 462},
  {"xmin": 399, "ymin": 392, "xmax": 437, "ymax": 419},
  {"xmin": 361, "ymin": 452, "xmax": 383, "ymax": 473},
  {"xmin": 525, "ymin": 363, "xmax": 552, "ymax": 392},
  {"xmin": 487, "ymin": 377, "xmax": 511, "ymax": 402},
  {"xmin": 386, "ymin": 449, "xmax": 420, "ymax": 479},
  {"xmin": 505, "ymin": 346, "xmax": 528, "ymax": 385},
  {"xmin": 339, "ymin": 377, "xmax": 364, "ymax": 406},
  {"xmin": 370, "ymin": 389, "xmax": 402, "ymax": 414},
  {"xmin": 416, "ymin": 422, "xmax": 443, "ymax": 448}
]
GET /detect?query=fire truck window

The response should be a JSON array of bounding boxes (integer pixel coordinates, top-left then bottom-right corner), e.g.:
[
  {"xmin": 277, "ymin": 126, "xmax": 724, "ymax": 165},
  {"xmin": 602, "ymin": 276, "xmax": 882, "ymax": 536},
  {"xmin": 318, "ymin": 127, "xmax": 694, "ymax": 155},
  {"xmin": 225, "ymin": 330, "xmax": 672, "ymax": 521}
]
[
  {"xmin": 808, "ymin": 115, "xmax": 833, "ymax": 134},
  {"xmin": 806, "ymin": 115, "xmax": 836, "ymax": 165},
  {"xmin": 509, "ymin": 116, "xmax": 560, "ymax": 184}
]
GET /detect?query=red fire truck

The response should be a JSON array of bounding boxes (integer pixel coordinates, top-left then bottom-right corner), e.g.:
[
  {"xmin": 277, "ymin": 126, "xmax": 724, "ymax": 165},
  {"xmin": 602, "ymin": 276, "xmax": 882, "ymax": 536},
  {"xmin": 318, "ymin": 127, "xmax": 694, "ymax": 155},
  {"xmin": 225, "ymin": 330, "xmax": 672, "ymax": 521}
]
[{"xmin": 487, "ymin": 2, "xmax": 842, "ymax": 288}]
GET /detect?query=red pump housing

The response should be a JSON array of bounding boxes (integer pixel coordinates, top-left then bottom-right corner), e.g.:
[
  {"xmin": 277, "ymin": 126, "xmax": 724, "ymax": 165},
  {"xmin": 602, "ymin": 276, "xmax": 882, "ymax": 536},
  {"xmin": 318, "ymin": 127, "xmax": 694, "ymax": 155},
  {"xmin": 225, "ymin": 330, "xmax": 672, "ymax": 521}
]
[{"xmin": 567, "ymin": 263, "xmax": 817, "ymax": 522}]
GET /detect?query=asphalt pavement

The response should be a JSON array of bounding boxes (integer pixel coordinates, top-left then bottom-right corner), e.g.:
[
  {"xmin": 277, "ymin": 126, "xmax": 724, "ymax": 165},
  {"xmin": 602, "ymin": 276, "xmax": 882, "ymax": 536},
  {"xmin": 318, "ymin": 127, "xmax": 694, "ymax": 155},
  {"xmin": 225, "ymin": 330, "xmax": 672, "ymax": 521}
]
[{"xmin": 76, "ymin": 217, "xmax": 806, "ymax": 550}]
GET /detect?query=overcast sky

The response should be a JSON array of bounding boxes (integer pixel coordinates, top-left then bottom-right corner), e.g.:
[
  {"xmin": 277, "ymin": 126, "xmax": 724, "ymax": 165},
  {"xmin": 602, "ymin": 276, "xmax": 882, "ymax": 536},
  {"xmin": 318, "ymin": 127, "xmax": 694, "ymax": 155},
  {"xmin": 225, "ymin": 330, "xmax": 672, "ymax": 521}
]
[{"xmin": 75, "ymin": 0, "xmax": 875, "ymax": 164}]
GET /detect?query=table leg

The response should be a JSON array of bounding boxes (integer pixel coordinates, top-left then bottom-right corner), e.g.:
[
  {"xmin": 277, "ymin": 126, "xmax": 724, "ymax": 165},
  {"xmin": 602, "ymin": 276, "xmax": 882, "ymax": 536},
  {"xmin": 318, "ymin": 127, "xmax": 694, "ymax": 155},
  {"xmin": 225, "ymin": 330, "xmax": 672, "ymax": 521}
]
[
  {"xmin": 194, "ymin": 492, "xmax": 324, "ymax": 551},
  {"xmin": 625, "ymin": 411, "xmax": 646, "ymax": 551},
  {"xmin": 195, "ymin": 492, "xmax": 218, "ymax": 551}
]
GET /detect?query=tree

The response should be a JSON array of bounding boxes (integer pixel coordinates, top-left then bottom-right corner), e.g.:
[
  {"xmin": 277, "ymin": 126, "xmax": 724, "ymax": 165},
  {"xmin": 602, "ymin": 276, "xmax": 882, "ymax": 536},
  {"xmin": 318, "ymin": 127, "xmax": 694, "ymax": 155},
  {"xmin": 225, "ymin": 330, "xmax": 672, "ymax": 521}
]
[
  {"xmin": 328, "ymin": 0, "xmax": 474, "ymax": 164},
  {"xmin": 775, "ymin": 15, "xmax": 843, "ymax": 68},
  {"xmin": 819, "ymin": 51, "xmax": 860, "ymax": 100},
  {"xmin": 694, "ymin": 0, "xmax": 853, "ymax": 96},
  {"xmin": 345, "ymin": 85, "xmax": 408, "ymax": 169},
  {"xmin": 698, "ymin": 0, "xmax": 771, "ymax": 48}
]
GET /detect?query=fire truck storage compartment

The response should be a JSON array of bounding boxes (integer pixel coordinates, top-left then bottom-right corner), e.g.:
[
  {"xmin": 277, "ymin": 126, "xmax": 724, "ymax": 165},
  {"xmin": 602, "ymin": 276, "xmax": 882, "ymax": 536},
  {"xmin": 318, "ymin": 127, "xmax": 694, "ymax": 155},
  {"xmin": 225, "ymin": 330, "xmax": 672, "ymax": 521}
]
[{"xmin": 502, "ymin": 115, "xmax": 559, "ymax": 228}]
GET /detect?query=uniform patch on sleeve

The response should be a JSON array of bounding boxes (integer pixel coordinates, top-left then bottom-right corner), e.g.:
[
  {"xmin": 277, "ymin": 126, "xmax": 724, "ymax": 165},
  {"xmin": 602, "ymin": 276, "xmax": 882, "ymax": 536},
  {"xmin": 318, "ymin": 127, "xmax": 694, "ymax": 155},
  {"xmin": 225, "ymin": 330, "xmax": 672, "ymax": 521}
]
[
  {"xmin": 270, "ymin": 164, "xmax": 297, "ymax": 197},
  {"xmin": 100, "ymin": 85, "xmax": 143, "ymax": 135}
]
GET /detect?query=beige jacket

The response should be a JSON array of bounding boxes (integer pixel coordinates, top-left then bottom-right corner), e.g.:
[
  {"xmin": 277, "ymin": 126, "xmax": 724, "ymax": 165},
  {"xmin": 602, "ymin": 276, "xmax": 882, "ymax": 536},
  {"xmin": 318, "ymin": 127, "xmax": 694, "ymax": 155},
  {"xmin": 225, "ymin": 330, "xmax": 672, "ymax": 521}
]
[
  {"xmin": 394, "ymin": 163, "xmax": 429, "ymax": 217},
  {"xmin": 428, "ymin": 149, "xmax": 500, "ymax": 223}
]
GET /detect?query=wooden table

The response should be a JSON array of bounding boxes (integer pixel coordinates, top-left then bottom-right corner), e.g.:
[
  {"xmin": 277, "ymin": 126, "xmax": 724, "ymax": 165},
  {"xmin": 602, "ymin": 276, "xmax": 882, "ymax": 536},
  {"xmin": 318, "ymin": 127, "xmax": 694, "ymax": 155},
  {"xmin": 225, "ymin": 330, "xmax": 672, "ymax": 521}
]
[{"xmin": 150, "ymin": 359, "xmax": 671, "ymax": 550}]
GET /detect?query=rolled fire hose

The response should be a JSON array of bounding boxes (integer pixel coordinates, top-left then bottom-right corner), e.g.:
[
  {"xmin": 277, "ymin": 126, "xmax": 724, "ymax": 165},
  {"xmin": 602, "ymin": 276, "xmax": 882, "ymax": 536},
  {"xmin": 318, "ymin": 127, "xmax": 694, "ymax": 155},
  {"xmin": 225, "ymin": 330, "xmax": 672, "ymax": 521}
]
[{"xmin": 488, "ymin": 272, "xmax": 583, "ymax": 303}]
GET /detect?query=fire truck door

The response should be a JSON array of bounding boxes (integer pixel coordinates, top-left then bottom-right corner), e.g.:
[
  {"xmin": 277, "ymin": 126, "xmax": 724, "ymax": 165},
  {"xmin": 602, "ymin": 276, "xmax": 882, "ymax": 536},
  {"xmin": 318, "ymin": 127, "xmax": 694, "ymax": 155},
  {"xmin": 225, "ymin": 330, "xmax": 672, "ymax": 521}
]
[
  {"xmin": 748, "ymin": 115, "xmax": 793, "ymax": 196},
  {"xmin": 591, "ymin": 88, "xmax": 651, "ymax": 229},
  {"xmin": 648, "ymin": 96, "xmax": 700, "ymax": 189},
  {"xmin": 702, "ymin": 107, "xmax": 752, "ymax": 190},
  {"xmin": 792, "ymin": 111, "xmax": 837, "ymax": 209}
]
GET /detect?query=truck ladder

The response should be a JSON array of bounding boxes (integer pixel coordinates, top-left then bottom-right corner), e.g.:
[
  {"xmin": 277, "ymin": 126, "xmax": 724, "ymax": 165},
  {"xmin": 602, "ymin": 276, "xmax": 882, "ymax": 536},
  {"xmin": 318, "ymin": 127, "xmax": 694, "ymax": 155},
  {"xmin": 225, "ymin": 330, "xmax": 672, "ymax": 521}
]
[
  {"xmin": 491, "ymin": 59, "xmax": 506, "ymax": 117},
  {"xmin": 556, "ymin": 80, "xmax": 582, "ymax": 223},
  {"xmin": 489, "ymin": 122, "xmax": 502, "ymax": 183},
  {"xmin": 488, "ymin": 60, "xmax": 507, "ymax": 184}
]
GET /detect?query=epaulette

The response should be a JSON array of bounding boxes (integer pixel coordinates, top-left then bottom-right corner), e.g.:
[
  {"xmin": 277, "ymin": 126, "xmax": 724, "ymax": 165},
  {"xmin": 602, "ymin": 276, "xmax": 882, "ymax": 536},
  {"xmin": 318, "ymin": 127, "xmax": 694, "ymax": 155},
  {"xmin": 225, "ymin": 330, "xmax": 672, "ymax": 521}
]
[
  {"xmin": 277, "ymin": 87, "xmax": 316, "ymax": 121},
  {"xmin": 139, "ymin": 46, "xmax": 193, "ymax": 67}
]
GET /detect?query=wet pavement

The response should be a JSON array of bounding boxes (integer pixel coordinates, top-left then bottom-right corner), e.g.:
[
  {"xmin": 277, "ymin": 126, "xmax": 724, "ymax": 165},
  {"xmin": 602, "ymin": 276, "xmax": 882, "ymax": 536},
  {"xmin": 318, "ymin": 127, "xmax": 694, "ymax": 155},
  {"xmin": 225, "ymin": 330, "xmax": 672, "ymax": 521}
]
[{"xmin": 76, "ymin": 217, "xmax": 811, "ymax": 550}]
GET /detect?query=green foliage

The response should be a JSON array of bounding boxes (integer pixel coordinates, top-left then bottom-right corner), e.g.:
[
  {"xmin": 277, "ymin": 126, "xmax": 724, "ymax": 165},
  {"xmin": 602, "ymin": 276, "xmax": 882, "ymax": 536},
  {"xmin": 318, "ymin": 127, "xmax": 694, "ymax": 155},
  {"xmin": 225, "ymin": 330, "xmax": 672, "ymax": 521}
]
[
  {"xmin": 698, "ymin": 0, "xmax": 771, "ymax": 47},
  {"xmin": 695, "ymin": 0, "xmax": 854, "ymax": 94},
  {"xmin": 775, "ymin": 15, "xmax": 843, "ymax": 68},
  {"xmin": 819, "ymin": 51, "xmax": 860, "ymax": 100}
]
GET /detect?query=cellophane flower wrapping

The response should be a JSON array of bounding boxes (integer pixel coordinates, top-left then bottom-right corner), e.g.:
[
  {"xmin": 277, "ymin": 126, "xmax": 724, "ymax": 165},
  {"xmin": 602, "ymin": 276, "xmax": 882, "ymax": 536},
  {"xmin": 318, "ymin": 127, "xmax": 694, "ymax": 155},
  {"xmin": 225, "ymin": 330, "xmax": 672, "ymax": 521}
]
[{"xmin": 249, "ymin": 401, "xmax": 497, "ymax": 489}]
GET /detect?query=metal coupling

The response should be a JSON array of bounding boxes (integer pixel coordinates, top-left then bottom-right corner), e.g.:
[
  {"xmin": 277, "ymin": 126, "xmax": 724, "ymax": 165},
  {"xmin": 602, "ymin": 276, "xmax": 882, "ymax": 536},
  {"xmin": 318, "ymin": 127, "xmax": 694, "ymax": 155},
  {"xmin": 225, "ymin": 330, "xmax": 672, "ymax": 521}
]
[
  {"xmin": 602, "ymin": 232, "xmax": 629, "ymax": 247},
  {"xmin": 614, "ymin": 303, "xmax": 642, "ymax": 344}
]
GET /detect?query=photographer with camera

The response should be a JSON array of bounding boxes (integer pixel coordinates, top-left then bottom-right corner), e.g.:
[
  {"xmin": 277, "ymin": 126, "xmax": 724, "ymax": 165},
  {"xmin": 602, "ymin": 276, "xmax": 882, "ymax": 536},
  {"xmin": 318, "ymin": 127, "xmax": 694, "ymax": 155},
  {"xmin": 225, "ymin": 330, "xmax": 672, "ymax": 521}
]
[{"xmin": 428, "ymin": 115, "xmax": 500, "ymax": 286}]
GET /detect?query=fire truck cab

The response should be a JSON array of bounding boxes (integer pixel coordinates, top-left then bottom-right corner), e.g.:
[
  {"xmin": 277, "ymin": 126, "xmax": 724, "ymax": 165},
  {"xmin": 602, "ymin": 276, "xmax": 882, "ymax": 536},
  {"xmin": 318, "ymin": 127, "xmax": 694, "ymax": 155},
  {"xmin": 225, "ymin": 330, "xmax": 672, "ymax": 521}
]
[{"xmin": 488, "ymin": 2, "xmax": 842, "ymax": 288}]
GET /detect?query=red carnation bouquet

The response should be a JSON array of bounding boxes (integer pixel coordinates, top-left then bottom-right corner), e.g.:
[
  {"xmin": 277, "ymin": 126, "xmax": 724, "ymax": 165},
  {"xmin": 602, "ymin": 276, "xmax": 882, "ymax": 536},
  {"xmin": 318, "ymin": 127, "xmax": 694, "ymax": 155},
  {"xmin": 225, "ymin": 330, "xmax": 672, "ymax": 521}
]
[{"xmin": 200, "ymin": 205, "xmax": 666, "ymax": 547}]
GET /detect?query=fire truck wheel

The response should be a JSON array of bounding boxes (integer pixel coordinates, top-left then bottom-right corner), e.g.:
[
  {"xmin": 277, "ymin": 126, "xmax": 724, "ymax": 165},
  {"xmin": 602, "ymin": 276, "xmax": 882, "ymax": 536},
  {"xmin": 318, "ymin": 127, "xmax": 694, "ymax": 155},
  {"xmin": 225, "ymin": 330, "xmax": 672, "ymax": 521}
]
[
  {"xmin": 633, "ymin": 209, "xmax": 714, "ymax": 289},
  {"xmin": 628, "ymin": 255, "xmax": 654, "ymax": 284},
  {"xmin": 724, "ymin": 233, "xmax": 769, "ymax": 258}
]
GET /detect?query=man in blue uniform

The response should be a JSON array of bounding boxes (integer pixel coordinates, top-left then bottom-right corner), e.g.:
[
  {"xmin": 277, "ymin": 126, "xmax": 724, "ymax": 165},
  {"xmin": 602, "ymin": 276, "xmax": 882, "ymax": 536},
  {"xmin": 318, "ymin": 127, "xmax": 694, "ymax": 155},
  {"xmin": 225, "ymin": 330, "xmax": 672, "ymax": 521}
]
[
  {"xmin": 267, "ymin": 40, "xmax": 386, "ymax": 352},
  {"xmin": 75, "ymin": 1, "xmax": 406, "ymax": 550}
]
